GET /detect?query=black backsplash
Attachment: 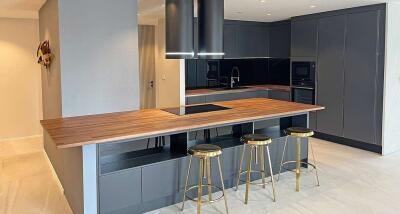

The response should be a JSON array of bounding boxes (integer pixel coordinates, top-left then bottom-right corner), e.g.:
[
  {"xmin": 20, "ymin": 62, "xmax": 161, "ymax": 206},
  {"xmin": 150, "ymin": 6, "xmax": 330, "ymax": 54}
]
[{"xmin": 185, "ymin": 58, "xmax": 290, "ymax": 89}]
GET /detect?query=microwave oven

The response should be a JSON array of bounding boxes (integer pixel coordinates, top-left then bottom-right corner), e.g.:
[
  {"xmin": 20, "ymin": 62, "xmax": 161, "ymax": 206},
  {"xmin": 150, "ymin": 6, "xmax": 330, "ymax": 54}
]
[{"xmin": 291, "ymin": 61, "xmax": 316, "ymax": 88}]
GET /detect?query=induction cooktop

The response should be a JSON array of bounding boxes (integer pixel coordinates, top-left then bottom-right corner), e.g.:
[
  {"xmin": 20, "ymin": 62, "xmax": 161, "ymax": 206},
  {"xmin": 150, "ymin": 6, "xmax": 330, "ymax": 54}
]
[{"xmin": 161, "ymin": 104, "xmax": 231, "ymax": 116}]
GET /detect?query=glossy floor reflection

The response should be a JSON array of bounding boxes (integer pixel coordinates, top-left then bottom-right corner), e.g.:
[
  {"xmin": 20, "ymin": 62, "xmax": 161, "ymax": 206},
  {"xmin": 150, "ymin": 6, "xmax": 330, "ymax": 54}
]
[
  {"xmin": 1, "ymin": 138, "xmax": 399, "ymax": 214},
  {"xmin": 147, "ymin": 138, "xmax": 400, "ymax": 214}
]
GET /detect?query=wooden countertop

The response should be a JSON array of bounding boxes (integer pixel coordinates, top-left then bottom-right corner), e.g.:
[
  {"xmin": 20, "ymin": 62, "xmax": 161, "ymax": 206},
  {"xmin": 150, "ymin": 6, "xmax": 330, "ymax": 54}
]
[
  {"xmin": 186, "ymin": 84, "xmax": 291, "ymax": 97},
  {"xmin": 41, "ymin": 98, "xmax": 324, "ymax": 149}
]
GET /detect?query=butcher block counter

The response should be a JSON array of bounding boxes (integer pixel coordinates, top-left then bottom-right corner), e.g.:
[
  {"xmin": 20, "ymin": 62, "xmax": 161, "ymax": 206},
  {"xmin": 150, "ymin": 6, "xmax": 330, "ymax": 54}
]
[{"xmin": 41, "ymin": 98, "xmax": 323, "ymax": 149}]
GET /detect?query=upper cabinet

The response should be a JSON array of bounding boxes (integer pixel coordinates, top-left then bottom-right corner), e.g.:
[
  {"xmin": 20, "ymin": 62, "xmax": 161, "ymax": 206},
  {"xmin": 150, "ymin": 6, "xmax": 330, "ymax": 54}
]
[
  {"xmin": 269, "ymin": 20, "xmax": 291, "ymax": 58},
  {"xmin": 223, "ymin": 23, "xmax": 239, "ymax": 58},
  {"xmin": 223, "ymin": 21, "xmax": 269, "ymax": 58},
  {"xmin": 236, "ymin": 23, "xmax": 269, "ymax": 57},
  {"xmin": 291, "ymin": 19, "xmax": 317, "ymax": 57}
]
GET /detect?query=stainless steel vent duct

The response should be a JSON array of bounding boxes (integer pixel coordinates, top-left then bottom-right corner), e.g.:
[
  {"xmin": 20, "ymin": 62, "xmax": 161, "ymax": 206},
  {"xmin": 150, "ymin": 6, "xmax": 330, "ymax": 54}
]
[
  {"xmin": 165, "ymin": 0, "xmax": 194, "ymax": 59},
  {"xmin": 197, "ymin": 0, "xmax": 224, "ymax": 59}
]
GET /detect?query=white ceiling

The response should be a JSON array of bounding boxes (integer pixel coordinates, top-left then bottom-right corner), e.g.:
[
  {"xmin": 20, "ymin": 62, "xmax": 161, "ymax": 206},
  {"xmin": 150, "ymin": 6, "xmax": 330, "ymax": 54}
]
[
  {"xmin": 0, "ymin": 0, "xmax": 46, "ymax": 19},
  {"xmin": 138, "ymin": 0, "xmax": 400, "ymax": 24}
]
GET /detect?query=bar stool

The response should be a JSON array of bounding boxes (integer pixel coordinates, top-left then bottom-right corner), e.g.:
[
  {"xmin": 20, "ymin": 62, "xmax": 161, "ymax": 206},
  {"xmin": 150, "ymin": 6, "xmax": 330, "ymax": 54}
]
[
  {"xmin": 235, "ymin": 134, "xmax": 276, "ymax": 204},
  {"xmin": 278, "ymin": 127, "xmax": 320, "ymax": 192},
  {"xmin": 181, "ymin": 144, "xmax": 229, "ymax": 214}
]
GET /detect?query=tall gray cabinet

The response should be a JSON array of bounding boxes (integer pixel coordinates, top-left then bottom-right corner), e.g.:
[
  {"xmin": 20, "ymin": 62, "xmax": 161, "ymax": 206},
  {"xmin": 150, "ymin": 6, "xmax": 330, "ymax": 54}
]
[
  {"xmin": 316, "ymin": 15, "xmax": 346, "ymax": 137},
  {"xmin": 310, "ymin": 4, "xmax": 386, "ymax": 152},
  {"xmin": 342, "ymin": 10, "xmax": 381, "ymax": 145}
]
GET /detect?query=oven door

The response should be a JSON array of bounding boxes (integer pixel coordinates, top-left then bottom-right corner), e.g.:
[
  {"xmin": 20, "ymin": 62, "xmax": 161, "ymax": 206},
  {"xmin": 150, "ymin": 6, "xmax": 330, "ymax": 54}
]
[{"xmin": 292, "ymin": 87, "xmax": 315, "ymax": 105}]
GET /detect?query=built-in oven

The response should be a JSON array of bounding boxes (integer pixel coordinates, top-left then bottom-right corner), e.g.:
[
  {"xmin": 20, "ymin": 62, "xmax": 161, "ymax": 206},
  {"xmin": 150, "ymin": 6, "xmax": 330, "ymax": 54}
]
[
  {"xmin": 292, "ymin": 87, "xmax": 315, "ymax": 105},
  {"xmin": 292, "ymin": 61, "xmax": 316, "ymax": 88}
]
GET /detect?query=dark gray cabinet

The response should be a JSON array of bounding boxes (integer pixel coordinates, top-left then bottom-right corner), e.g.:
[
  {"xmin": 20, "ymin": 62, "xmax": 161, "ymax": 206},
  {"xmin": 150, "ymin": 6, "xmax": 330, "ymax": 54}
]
[
  {"xmin": 99, "ymin": 168, "xmax": 142, "ymax": 214},
  {"xmin": 291, "ymin": 19, "xmax": 317, "ymax": 57},
  {"xmin": 343, "ymin": 10, "xmax": 380, "ymax": 145},
  {"xmin": 186, "ymin": 96, "xmax": 206, "ymax": 105},
  {"xmin": 316, "ymin": 15, "xmax": 346, "ymax": 136},
  {"xmin": 224, "ymin": 23, "xmax": 238, "ymax": 58},
  {"xmin": 223, "ymin": 21, "xmax": 269, "ymax": 58},
  {"xmin": 196, "ymin": 60, "xmax": 208, "ymax": 88},
  {"xmin": 236, "ymin": 24, "xmax": 269, "ymax": 57},
  {"xmin": 268, "ymin": 90, "xmax": 290, "ymax": 101},
  {"xmin": 269, "ymin": 21, "xmax": 291, "ymax": 58},
  {"xmin": 141, "ymin": 160, "xmax": 180, "ymax": 203}
]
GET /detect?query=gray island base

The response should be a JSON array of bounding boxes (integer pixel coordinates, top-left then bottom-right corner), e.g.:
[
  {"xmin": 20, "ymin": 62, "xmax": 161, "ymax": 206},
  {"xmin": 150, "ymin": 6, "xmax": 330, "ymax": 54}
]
[{"xmin": 83, "ymin": 114, "xmax": 311, "ymax": 214}]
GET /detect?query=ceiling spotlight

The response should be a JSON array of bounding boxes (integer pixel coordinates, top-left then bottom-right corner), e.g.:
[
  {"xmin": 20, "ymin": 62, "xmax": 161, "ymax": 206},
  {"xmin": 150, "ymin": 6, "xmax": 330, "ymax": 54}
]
[
  {"xmin": 310, "ymin": 5, "xmax": 316, "ymax": 8},
  {"xmin": 267, "ymin": 13, "xmax": 271, "ymax": 16},
  {"xmin": 260, "ymin": 0, "xmax": 266, "ymax": 3}
]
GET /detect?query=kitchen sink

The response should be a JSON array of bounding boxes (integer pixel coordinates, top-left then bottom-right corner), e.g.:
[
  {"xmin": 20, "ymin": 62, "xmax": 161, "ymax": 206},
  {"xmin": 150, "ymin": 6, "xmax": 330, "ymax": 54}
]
[{"xmin": 213, "ymin": 86, "xmax": 250, "ymax": 91}]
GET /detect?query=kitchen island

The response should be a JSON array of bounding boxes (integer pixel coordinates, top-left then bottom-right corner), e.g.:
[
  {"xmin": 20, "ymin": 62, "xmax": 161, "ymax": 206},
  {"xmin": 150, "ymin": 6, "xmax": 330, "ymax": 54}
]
[{"xmin": 41, "ymin": 98, "xmax": 324, "ymax": 214}]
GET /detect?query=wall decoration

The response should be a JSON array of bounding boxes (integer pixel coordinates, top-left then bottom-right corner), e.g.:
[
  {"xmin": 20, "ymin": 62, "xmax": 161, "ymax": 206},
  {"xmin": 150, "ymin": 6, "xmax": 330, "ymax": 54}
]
[{"xmin": 37, "ymin": 40, "xmax": 53, "ymax": 69}]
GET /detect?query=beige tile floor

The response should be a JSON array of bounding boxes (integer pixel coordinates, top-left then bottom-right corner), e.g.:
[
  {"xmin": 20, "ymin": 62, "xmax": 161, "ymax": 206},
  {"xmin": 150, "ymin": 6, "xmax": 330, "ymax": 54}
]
[{"xmin": 1, "ymin": 138, "xmax": 399, "ymax": 214}]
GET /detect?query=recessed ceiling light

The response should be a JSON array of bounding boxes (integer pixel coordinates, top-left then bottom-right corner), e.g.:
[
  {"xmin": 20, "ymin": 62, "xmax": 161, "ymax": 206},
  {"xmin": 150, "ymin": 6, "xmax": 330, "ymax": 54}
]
[
  {"xmin": 310, "ymin": 5, "xmax": 316, "ymax": 8},
  {"xmin": 267, "ymin": 13, "xmax": 271, "ymax": 16},
  {"xmin": 236, "ymin": 12, "xmax": 243, "ymax": 14},
  {"xmin": 260, "ymin": 0, "xmax": 266, "ymax": 3}
]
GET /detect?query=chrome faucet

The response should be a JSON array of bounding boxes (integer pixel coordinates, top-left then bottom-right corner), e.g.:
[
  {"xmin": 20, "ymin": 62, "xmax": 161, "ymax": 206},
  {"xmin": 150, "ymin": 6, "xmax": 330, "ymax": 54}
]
[{"xmin": 230, "ymin": 66, "xmax": 240, "ymax": 88}]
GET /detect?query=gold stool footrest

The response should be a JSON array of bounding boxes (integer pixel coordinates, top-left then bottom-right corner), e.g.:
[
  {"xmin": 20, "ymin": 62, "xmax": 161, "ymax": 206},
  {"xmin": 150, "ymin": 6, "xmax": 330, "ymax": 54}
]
[
  {"xmin": 281, "ymin": 161, "xmax": 317, "ymax": 173},
  {"xmin": 184, "ymin": 185, "xmax": 225, "ymax": 204},
  {"xmin": 238, "ymin": 170, "xmax": 273, "ymax": 186}
]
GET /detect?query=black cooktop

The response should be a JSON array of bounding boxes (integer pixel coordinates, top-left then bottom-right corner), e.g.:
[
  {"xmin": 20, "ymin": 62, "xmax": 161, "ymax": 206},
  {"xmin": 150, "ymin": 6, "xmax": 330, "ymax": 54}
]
[{"xmin": 161, "ymin": 104, "xmax": 231, "ymax": 116}]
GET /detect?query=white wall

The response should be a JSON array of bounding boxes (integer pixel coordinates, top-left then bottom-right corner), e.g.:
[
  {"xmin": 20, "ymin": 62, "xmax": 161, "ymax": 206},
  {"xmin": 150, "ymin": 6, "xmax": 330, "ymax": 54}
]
[
  {"xmin": 154, "ymin": 18, "xmax": 185, "ymax": 108},
  {"xmin": 0, "ymin": 18, "xmax": 42, "ymax": 141},
  {"xmin": 382, "ymin": 2, "xmax": 400, "ymax": 155},
  {"xmin": 58, "ymin": 0, "xmax": 140, "ymax": 117}
]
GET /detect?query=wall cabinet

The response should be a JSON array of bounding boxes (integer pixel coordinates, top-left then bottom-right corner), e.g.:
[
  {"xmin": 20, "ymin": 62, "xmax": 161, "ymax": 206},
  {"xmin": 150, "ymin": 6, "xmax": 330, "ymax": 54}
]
[
  {"xmin": 291, "ymin": 19, "xmax": 317, "ymax": 57},
  {"xmin": 268, "ymin": 90, "xmax": 290, "ymax": 101},
  {"xmin": 316, "ymin": 15, "xmax": 346, "ymax": 137},
  {"xmin": 269, "ymin": 21, "xmax": 291, "ymax": 58},
  {"xmin": 223, "ymin": 21, "xmax": 269, "ymax": 58}
]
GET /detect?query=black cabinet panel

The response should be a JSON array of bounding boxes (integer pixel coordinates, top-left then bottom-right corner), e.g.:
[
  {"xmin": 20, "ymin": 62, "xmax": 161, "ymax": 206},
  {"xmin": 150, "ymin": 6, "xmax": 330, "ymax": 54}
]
[
  {"xmin": 236, "ymin": 24, "xmax": 269, "ymax": 57},
  {"xmin": 99, "ymin": 168, "xmax": 142, "ymax": 214},
  {"xmin": 196, "ymin": 60, "xmax": 208, "ymax": 87},
  {"xmin": 316, "ymin": 15, "xmax": 346, "ymax": 136},
  {"xmin": 185, "ymin": 60, "xmax": 197, "ymax": 89},
  {"xmin": 269, "ymin": 21, "xmax": 291, "ymax": 58},
  {"xmin": 291, "ymin": 19, "xmax": 317, "ymax": 57},
  {"xmin": 224, "ymin": 24, "xmax": 238, "ymax": 58},
  {"xmin": 343, "ymin": 10, "xmax": 379, "ymax": 145}
]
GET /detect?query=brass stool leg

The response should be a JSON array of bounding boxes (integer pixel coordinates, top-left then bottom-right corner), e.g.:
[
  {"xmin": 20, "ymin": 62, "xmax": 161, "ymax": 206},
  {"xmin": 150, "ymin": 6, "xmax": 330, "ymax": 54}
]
[
  {"xmin": 217, "ymin": 156, "xmax": 229, "ymax": 214},
  {"xmin": 181, "ymin": 155, "xmax": 192, "ymax": 211},
  {"xmin": 277, "ymin": 136, "xmax": 288, "ymax": 181},
  {"xmin": 309, "ymin": 139, "xmax": 320, "ymax": 186},
  {"xmin": 260, "ymin": 146, "xmax": 266, "ymax": 189},
  {"xmin": 235, "ymin": 144, "xmax": 246, "ymax": 191},
  {"xmin": 296, "ymin": 137, "xmax": 301, "ymax": 192},
  {"xmin": 266, "ymin": 145, "xmax": 277, "ymax": 202},
  {"xmin": 245, "ymin": 146, "xmax": 253, "ymax": 204},
  {"xmin": 197, "ymin": 158, "xmax": 204, "ymax": 214},
  {"xmin": 206, "ymin": 158, "xmax": 213, "ymax": 201}
]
